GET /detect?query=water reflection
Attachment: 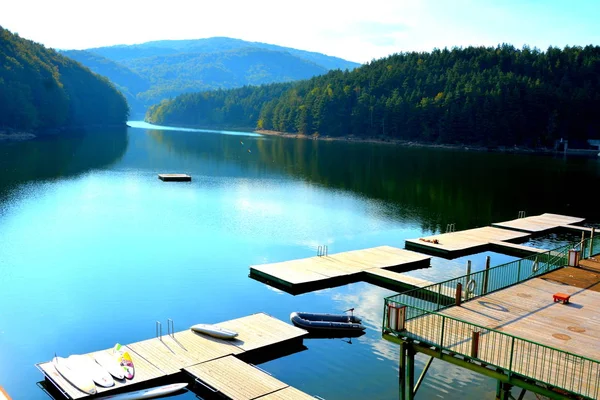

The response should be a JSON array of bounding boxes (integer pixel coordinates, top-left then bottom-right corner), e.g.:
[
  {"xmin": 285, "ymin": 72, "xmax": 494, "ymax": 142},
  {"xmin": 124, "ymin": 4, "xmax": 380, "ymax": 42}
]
[
  {"xmin": 0, "ymin": 127, "xmax": 128, "ymax": 205},
  {"xmin": 140, "ymin": 121, "xmax": 600, "ymax": 233}
]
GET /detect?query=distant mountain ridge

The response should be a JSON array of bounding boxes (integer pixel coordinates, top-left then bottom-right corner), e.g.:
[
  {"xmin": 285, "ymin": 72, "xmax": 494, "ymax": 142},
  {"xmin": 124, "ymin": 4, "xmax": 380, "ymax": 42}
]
[{"xmin": 62, "ymin": 37, "xmax": 360, "ymax": 115}]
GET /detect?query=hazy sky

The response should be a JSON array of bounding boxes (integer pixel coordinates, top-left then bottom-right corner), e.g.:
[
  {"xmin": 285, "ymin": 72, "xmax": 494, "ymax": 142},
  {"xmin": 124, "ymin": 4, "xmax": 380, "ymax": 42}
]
[{"xmin": 2, "ymin": 0, "xmax": 599, "ymax": 63}]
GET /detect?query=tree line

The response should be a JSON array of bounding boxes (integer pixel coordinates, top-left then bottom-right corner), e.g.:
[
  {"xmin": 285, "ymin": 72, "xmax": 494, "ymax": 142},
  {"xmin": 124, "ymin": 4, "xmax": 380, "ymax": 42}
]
[
  {"xmin": 0, "ymin": 26, "xmax": 129, "ymax": 133},
  {"xmin": 146, "ymin": 44, "xmax": 600, "ymax": 148}
]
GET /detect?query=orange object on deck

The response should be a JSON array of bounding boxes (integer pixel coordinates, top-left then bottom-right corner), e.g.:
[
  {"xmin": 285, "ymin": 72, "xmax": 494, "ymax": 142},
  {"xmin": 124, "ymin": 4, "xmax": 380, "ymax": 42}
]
[{"xmin": 553, "ymin": 292, "xmax": 571, "ymax": 304}]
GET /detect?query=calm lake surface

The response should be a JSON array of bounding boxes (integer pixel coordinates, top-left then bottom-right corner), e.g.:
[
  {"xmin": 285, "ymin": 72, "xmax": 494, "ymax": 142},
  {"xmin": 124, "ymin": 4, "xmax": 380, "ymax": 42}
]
[{"xmin": 1, "ymin": 122, "xmax": 599, "ymax": 399}]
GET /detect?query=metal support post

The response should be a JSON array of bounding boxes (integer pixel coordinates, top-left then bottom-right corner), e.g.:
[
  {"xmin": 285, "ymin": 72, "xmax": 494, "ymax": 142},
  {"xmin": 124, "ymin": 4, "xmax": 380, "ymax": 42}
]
[
  {"xmin": 483, "ymin": 256, "xmax": 491, "ymax": 294},
  {"xmin": 413, "ymin": 356, "xmax": 433, "ymax": 396},
  {"xmin": 398, "ymin": 341, "xmax": 406, "ymax": 400},
  {"xmin": 406, "ymin": 345, "xmax": 415, "ymax": 400}
]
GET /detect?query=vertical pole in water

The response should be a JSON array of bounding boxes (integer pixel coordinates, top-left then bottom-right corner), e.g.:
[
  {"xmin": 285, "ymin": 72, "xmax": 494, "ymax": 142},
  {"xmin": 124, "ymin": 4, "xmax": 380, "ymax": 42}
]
[
  {"xmin": 406, "ymin": 345, "xmax": 415, "ymax": 400},
  {"xmin": 465, "ymin": 260, "xmax": 471, "ymax": 299},
  {"xmin": 581, "ymin": 231, "xmax": 585, "ymax": 252},
  {"xmin": 483, "ymin": 256, "xmax": 491, "ymax": 294},
  {"xmin": 398, "ymin": 341, "xmax": 406, "ymax": 400}
]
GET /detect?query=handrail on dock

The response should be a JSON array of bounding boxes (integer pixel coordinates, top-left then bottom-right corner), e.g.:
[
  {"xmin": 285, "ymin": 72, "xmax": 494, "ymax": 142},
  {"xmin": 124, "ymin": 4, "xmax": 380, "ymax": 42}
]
[{"xmin": 382, "ymin": 235, "xmax": 600, "ymax": 399}]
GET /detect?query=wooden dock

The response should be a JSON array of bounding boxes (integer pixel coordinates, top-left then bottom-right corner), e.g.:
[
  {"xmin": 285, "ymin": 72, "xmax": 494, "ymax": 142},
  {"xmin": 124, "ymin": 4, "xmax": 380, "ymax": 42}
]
[
  {"xmin": 491, "ymin": 213, "xmax": 585, "ymax": 233},
  {"xmin": 37, "ymin": 313, "xmax": 309, "ymax": 400},
  {"xmin": 398, "ymin": 263, "xmax": 600, "ymax": 399},
  {"xmin": 158, "ymin": 174, "xmax": 191, "ymax": 182},
  {"xmin": 250, "ymin": 246, "xmax": 431, "ymax": 294},
  {"xmin": 364, "ymin": 269, "xmax": 455, "ymax": 303},
  {"xmin": 405, "ymin": 226, "xmax": 530, "ymax": 257},
  {"xmin": 488, "ymin": 240, "xmax": 548, "ymax": 257},
  {"xmin": 185, "ymin": 355, "xmax": 316, "ymax": 400}
]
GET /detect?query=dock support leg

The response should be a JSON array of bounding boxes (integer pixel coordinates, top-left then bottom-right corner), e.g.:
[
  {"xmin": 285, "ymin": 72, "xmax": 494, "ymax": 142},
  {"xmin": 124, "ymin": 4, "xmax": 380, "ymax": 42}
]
[
  {"xmin": 413, "ymin": 356, "xmax": 433, "ymax": 396},
  {"xmin": 399, "ymin": 342, "xmax": 406, "ymax": 400},
  {"xmin": 406, "ymin": 345, "xmax": 415, "ymax": 400},
  {"xmin": 496, "ymin": 382, "xmax": 513, "ymax": 400}
]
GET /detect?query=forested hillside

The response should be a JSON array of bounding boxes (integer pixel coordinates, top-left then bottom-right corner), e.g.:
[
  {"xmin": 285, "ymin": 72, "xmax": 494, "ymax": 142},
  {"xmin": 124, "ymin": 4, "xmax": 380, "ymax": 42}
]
[
  {"xmin": 146, "ymin": 45, "xmax": 600, "ymax": 148},
  {"xmin": 66, "ymin": 37, "xmax": 360, "ymax": 115},
  {"xmin": 61, "ymin": 50, "xmax": 149, "ymax": 112},
  {"xmin": 0, "ymin": 26, "xmax": 129, "ymax": 133}
]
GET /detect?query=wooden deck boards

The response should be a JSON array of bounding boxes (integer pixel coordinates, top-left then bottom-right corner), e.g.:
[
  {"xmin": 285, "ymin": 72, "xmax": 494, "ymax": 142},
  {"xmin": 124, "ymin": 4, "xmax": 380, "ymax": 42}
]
[
  {"xmin": 489, "ymin": 240, "xmax": 548, "ymax": 255},
  {"xmin": 491, "ymin": 213, "xmax": 585, "ymax": 233},
  {"xmin": 440, "ymin": 278, "xmax": 600, "ymax": 358},
  {"xmin": 401, "ymin": 274, "xmax": 600, "ymax": 398},
  {"xmin": 37, "ymin": 313, "xmax": 309, "ymax": 399},
  {"xmin": 364, "ymin": 269, "xmax": 436, "ymax": 288},
  {"xmin": 405, "ymin": 226, "xmax": 530, "ymax": 256},
  {"xmin": 250, "ymin": 246, "xmax": 431, "ymax": 291},
  {"xmin": 217, "ymin": 313, "xmax": 307, "ymax": 352},
  {"xmin": 185, "ymin": 356, "xmax": 287, "ymax": 400},
  {"xmin": 255, "ymin": 386, "xmax": 317, "ymax": 399}
]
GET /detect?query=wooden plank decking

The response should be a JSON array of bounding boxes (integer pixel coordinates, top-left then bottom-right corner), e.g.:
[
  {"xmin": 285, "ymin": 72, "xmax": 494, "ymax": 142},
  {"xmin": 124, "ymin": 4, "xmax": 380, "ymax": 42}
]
[
  {"xmin": 37, "ymin": 313, "xmax": 308, "ymax": 400},
  {"xmin": 402, "ymin": 267, "xmax": 600, "ymax": 399},
  {"xmin": 488, "ymin": 240, "xmax": 548, "ymax": 256},
  {"xmin": 250, "ymin": 246, "xmax": 431, "ymax": 293},
  {"xmin": 405, "ymin": 226, "xmax": 530, "ymax": 257},
  {"xmin": 491, "ymin": 213, "xmax": 585, "ymax": 233},
  {"xmin": 185, "ymin": 355, "xmax": 288, "ymax": 400}
]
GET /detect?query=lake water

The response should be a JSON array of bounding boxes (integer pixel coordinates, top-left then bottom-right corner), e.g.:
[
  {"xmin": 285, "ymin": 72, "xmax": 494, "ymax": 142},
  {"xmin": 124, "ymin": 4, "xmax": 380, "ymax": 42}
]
[{"xmin": 0, "ymin": 122, "xmax": 599, "ymax": 399}]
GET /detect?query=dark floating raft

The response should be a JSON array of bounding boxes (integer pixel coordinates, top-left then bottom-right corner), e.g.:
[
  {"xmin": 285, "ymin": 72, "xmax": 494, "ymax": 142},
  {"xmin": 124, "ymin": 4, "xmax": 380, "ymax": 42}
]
[
  {"xmin": 290, "ymin": 312, "xmax": 366, "ymax": 332},
  {"xmin": 158, "ymin": 174, "xmax": 191, "ymax": 182}
]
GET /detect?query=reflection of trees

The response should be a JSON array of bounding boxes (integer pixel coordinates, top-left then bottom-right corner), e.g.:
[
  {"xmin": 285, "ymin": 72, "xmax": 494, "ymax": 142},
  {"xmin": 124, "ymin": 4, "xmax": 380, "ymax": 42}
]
[
  {"xmin": 0, "ymin": 127, "xmax": 128, "ymax": 202},
  {"xmin": 145, "ymin": 129, "xmax": 600, "ymax": 230}
]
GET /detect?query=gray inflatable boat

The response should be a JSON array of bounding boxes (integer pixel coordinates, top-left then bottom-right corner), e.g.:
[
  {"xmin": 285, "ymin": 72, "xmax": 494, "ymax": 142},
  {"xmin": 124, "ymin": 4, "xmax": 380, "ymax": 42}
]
[{"xmin": 290, "ymin": 312, "xmax": 365, "ymax": 332}]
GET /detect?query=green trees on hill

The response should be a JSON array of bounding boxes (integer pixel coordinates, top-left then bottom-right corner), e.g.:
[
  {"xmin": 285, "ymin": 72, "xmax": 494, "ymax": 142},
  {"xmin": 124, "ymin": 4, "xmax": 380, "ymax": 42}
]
[
  {"xmin": 146, "ymin": 44, "xmax": 600, "ymax": 147},
  {"xmin": 0, "ymin": 26, "xmax": 129, "ymax": 133}
]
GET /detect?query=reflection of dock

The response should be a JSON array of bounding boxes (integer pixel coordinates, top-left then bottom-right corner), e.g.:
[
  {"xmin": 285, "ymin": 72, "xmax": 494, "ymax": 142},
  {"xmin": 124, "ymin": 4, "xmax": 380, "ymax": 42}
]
[
  {"xmin": 37, "ymin": 313, "xmax": 312, "ymax": 400},
  {"xmin": 250, "ymin": 246, "xmax": 432, "ymax": 294}
]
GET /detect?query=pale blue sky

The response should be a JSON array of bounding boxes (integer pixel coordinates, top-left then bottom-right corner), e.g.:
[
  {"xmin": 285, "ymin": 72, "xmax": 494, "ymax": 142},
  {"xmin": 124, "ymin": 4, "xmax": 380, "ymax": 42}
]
[{"xmin": 2, "ymin": 0, "xmax": 599, "ymax": 63}]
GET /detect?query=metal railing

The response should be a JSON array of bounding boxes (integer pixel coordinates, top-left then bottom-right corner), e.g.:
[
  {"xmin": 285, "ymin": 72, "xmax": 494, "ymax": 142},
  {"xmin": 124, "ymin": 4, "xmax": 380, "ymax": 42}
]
[
  {"xmin": 383, "ymin": 303, "xmax": 600, "ymax": 399},
  {"xmin": 387, "ymin": 237, "xmax": 600, "ymax": 321},
  {"xmin": 383, "ymin": 235, "xmax": 600, "ymax": 399}
]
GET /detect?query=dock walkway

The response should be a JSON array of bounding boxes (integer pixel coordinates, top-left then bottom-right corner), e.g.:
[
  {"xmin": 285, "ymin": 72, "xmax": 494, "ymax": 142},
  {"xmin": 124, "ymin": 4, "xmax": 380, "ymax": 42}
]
[
  {"xmin": 406, "ymin": 213, "xmax": 586, "ymax": 258},
  {"xmin": 250, "ymin": 246, "xmax": 431, "ymax": 294},
  {"xmin": 491, "ymin": 213, "xmax": 585, "ymax": 233},
  {"xmin": 37, "ymin": 313, "xmax": 310, "ymax": 400}
]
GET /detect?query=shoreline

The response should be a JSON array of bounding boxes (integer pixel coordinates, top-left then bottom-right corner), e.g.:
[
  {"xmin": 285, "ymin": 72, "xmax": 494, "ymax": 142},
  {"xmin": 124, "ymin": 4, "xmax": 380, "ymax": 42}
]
[{"xmin": 254, "ymin": 129, "xmax": 600, "ymax": 156}]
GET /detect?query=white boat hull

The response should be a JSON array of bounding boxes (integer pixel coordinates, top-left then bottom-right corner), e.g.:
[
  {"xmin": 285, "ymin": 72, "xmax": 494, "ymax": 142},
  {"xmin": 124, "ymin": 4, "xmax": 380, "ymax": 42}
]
[
  {"xmin": 190, "ymin": 323, "xmax": 238, "ymax": 339},
  {"xmin": 95, "ymin": 382, "xmax": 187, "ymax": 400}
]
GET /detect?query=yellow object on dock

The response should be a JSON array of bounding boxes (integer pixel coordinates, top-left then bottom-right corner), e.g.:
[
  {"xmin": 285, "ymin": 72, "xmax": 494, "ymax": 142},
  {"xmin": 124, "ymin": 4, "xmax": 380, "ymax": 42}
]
[
  {"xmin": 250, "ymin": 246, "xmax": 431, "ymax": 294},
  {"xmin": 406, "ymin": 226, "xmax": 530, "ymax": 257},
  {"xmin": 158, "ymin": 174, "xmax": 191, "ymax": 182},
  {"xmin": 36, "ymin": 313, "xmax": 308, "ymax": 399}
]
